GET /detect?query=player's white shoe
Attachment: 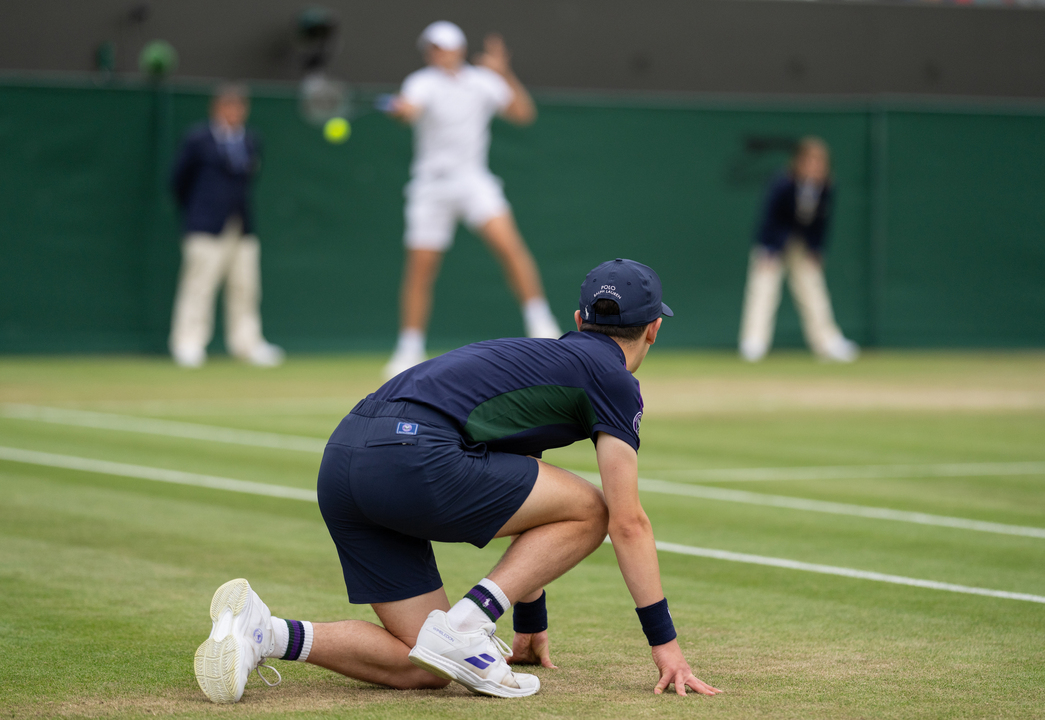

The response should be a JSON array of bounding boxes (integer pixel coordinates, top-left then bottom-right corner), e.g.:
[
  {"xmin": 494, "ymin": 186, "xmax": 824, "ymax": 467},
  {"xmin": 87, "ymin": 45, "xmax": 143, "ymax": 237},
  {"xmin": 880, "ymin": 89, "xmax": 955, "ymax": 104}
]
[
  {"xmin": 383, "ymin": 348, "xmax": 425, "ymax": 380},
  {"xmin": 408, "ymin": 610, "xmax": 540, "ymax": 698},
  {"xmin": 822, "ymin": 336, "xmax": 860, "ymax": 363},
  {"xmin": 246, "ymin": 342, "xmax": 285, "ymax": 368},
  {"xmin": 172, "ymin": 345, "xmax": 206, "ymax": 368},
  {"xmin": 739, "ymin": 338, "xmax": 768, "ymax": 362},
  {"xmin": 194, "ymin": 578, "xmax": 281, "ymax": 703}
]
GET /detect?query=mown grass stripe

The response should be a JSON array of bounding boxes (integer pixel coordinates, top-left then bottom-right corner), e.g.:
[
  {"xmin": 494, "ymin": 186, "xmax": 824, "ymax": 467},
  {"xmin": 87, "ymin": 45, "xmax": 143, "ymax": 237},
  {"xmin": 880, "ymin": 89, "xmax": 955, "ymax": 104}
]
[
  {"xmin": 6, "ymin": 404, "xmax": 1043, "ymax": 482},
  {"xmin": 4, "ymin": 400, "xmax": 1042, "ymax": 539},
  {"xmin": 572, "ymin": 471, "xmax": 1045, "ymax": 540},
  {"xmin": 2, "ymin": 445, "xmax": 1042, "ymax": 606}
]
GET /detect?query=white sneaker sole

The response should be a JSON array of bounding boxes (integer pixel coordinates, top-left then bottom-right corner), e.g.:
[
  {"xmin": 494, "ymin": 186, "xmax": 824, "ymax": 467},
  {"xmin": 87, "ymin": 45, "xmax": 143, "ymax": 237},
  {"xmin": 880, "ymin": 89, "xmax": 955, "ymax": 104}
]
[
  {"xmin": 194, "ymin": 578, "xmax": 252, "ymax": 704},
  {"xmin": 408, "ymin": 645, "xmax": 540, "ymax": 698}
]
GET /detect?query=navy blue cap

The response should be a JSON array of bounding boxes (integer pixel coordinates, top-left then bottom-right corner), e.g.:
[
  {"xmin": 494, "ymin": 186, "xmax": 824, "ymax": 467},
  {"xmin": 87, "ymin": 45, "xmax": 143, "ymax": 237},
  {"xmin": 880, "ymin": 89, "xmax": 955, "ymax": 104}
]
[{"xmin": 579, "ymin": 258, "xmax": 674, "ymax": 327}]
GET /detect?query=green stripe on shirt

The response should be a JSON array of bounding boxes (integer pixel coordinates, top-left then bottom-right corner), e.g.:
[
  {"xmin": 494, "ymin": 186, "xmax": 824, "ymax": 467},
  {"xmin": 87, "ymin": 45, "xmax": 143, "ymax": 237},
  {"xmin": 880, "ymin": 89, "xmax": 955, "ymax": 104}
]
[{"xmin": 464, "ymin": 385, "xmax": 598, "ymax": 444}]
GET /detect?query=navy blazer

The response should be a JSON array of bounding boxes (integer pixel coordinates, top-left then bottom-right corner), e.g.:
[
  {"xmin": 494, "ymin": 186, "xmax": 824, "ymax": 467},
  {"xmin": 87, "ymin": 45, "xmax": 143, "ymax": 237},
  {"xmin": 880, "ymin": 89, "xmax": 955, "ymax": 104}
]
[
  {"xmin": 171, "ymin": 123, "xmax": 261, "ymax": 235},
  {"xmin": 756, "ymin": 173, "xmax": 833, "ymax": 254}
]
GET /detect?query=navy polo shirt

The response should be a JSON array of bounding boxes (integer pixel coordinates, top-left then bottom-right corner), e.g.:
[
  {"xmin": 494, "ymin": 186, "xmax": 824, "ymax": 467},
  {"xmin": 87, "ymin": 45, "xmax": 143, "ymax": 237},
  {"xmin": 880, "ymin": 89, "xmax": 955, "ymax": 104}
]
[{"xmin": 374, "ymin": 331, "xmax": 644, "ymax": 456}]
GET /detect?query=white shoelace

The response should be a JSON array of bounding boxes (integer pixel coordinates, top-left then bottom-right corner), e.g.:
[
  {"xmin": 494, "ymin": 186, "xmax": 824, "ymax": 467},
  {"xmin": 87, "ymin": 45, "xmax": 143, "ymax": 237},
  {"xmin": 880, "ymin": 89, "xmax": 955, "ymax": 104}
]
[
  {"xmin": 255, "ymin": 659, "xmax": 282, "ymax": 687},
  {"xmin": 489, "ymin": 631, "xmax": 512, "ymax": 660}
]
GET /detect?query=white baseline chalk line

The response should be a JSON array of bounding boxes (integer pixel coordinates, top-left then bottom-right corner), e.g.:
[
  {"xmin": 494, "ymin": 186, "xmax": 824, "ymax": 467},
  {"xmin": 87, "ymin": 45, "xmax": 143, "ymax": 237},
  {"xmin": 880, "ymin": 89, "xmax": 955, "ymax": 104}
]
[
  {"xmin": 5, "ymin": 404, "xmax": 1044, "ymax": 538},
  {"xmin": 6, "ymin": 404, "xmax": 1043, "ymax": 481},
  {"xmin": 636, "ymin": 478, "xmax": 1045, "ymax": 539},
  {"xmin": 0, "ymin": 403, "xmax": 326, "ymax": 453},
  {"xmin": 0, "ymin": 446, "xmax": 317, "ymax": 502},
  {"xmin": 572, "ymin": 472, "xmax": 1045, "ymax": 540},
  {"xmin": 2, "ymin": 444, "xmax": 1043, "ymax": 605},
  {"xmin": 652, "ymin": 542, "xmax": 1045, "ymax": 605},
  {"xmin": 658, "ymin": 462, "xmax": 1045, "ymax": 483}
]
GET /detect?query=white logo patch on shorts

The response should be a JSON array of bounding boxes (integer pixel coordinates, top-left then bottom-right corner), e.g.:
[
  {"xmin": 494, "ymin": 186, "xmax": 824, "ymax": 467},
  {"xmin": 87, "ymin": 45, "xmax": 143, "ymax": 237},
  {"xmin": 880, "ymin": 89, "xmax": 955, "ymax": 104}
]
[{"xmin": 396, "ymin": 422, "xmax": 419, "ymax": 435}]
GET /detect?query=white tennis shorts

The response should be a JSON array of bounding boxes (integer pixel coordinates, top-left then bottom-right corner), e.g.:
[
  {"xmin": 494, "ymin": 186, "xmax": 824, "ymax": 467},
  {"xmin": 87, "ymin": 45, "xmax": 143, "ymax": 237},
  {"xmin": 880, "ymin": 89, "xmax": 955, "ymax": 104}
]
[{"xmin": 403, "ymin": 170, "xmax": 510, "ymax": 251}]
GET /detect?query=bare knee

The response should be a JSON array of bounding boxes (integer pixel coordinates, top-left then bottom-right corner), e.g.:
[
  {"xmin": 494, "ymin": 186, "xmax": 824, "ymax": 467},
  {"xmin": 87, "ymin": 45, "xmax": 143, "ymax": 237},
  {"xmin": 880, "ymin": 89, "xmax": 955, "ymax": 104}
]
[{"xmin": 580, "ymin": 485, "xmax": 609, "ymax": 538}]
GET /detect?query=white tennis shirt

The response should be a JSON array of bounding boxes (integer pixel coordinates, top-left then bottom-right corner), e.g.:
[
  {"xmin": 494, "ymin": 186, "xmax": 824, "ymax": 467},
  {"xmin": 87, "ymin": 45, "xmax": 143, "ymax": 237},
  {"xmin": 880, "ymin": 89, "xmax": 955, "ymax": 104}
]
[{"xmin": 401, "ymin": 64, "xmax": 513, "ymax": 179}]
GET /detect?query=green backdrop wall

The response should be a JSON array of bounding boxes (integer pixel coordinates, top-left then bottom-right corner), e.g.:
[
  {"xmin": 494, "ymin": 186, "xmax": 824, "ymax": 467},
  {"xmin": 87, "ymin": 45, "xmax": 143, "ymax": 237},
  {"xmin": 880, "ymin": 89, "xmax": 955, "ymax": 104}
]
[{"xmin": 1, "ymin": 80, "xmax": 1042, "ymax": 354}]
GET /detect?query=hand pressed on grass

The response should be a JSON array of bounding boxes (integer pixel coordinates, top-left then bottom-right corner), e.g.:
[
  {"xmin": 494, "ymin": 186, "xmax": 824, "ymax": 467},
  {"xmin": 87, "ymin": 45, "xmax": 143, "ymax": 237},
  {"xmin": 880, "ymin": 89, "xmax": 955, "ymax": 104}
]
[
  {"xmin": 652, "ymin": 640, "xmax": 722, "ymax": 697},
  {"xmin": 506, "ymin": 630, "xmax": 558, "ymax": 668}
]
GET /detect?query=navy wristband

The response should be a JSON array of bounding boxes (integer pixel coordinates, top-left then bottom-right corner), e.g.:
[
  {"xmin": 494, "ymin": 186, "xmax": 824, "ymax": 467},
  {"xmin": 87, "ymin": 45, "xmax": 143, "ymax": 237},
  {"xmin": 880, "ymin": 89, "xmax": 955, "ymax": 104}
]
[
  {"xmin": 635, "ymin": 597, "xmax": 677, "ymax": 646},
  {"xmin": 513, "ymin": 590, "xmax": 548, "ymax": 634}
]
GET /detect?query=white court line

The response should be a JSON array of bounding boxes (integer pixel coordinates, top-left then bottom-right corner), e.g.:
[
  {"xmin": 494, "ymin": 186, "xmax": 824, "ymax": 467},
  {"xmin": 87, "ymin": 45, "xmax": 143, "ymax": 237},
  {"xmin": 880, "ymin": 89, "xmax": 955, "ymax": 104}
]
[
  {"xmin": 0, "ymin": 446, "xmax": 317, "ymax": 502},
  {"xmin": 0, "ymin": 404, "xmax": 326, "ymax": 453},
  {"xmin": 5, "ymin": 404, "xmax": 1044, "ymax": 539},
  {"xmin": 652, "ymin": 542, "xmax": 1045, "ymax": 605},
  {"xmin": 572, "ymin": 472, "xmax": 1045, "ymax": 540},
  {"xmin": 636, "ymin": 478, "xmax": 1045, "ymax": 539},
  {"xmin": 1, "ymin": 444, "xmax": 1043, "ymax": 605},
  {"xmin": 659, "ymin": 462, "xmax": 1045, "ymax": 483},
  {"xmin": 6, "ymin": 404, "xmax": 1044, "ymax": 481}
]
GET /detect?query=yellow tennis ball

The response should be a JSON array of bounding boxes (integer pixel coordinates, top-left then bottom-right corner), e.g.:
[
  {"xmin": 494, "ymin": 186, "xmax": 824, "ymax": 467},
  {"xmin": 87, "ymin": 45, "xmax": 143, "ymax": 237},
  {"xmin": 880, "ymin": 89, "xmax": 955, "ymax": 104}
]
[{"xmin": 324, "ymin": 117, "xmax": 350, "ymax": 143}]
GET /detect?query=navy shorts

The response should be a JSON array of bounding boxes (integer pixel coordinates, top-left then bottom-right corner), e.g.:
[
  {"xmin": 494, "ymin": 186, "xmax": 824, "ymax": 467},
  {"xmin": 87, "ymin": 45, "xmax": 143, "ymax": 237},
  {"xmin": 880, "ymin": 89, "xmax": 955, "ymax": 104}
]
[{"xmin": 317, "ymin": 396, "xmax": 539, "ymax": 604}]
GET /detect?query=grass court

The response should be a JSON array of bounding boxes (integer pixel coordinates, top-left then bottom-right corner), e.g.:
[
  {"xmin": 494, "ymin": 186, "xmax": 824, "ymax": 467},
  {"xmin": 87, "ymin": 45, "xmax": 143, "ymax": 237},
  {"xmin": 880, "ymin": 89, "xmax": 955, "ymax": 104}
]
[{"xmin": 1, "ymin": 351, "xmax": 1043, "ymax": 719}]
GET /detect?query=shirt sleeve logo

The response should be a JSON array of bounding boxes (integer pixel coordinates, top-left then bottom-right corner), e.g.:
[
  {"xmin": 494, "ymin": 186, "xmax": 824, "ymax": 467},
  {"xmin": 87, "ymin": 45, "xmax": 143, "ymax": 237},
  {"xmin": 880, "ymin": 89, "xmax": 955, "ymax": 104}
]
[
  {"xmin": 396, "ymin": 422, "xmax": 419, "ymax": 435},
  {"xmin": 633, "ymin": 411, "xmax": 642, "ymax": 435}
]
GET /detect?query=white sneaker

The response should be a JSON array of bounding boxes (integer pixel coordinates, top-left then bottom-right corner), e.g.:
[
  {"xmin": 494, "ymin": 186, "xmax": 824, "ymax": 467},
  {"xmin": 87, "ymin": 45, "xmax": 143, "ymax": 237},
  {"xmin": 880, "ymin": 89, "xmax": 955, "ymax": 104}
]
[
  {"xmin": 739, "ymin": 338, "xmax": 767, "ymax": 362},
  {"xmin": 821, "ymin": 336, "xmax": 860, "ymax": 363},
  {"xmin": 383, "ymin": 348, "xmax": 425, "ymax": 380},
  {"xmin": 526, "ymin": 314, "xmax": 562, "ymax": 340},
  {"xmin": 408, "ymin": 610, "xmax": 540, "ymax": 698},
  {"xmin": 172, "ymin": 345, "xmax": 206, "ymax": 368},
  {"xmin": 194, "ymin": 578, "xmax": 281, "ymax": 704},
  {"xmin": 246, "ymin": 342, "xmax": 285, "ymax": 368}
]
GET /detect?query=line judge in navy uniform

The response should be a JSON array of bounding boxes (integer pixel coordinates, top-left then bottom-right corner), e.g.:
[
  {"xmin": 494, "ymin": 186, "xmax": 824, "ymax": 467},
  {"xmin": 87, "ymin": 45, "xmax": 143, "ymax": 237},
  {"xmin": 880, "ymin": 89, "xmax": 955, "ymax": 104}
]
[
  {"xmin": 169, "ymin": 83, "xmax": 283, "ymax": 368},
  {"xmin": 738, "ymin": 137, "xmax": 858, "ymax": 362}
]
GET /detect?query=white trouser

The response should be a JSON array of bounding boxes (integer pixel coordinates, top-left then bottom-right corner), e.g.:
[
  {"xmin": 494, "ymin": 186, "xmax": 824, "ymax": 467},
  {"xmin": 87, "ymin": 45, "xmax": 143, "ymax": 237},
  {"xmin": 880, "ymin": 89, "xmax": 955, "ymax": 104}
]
[
  {"xmin": 739, "ymin": 239, "xmax": 845, "ymax": 357},
  {"xmin": 169, "ymin": 218, "xmax": 265, "ymax": 359}
]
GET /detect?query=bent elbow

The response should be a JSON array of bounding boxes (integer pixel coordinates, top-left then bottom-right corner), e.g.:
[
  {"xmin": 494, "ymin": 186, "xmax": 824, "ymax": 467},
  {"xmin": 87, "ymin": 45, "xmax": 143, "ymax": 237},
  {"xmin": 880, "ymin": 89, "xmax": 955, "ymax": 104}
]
[{"xmin": 608, "ymin": 514, "xmax": 652, "ymax": 544}]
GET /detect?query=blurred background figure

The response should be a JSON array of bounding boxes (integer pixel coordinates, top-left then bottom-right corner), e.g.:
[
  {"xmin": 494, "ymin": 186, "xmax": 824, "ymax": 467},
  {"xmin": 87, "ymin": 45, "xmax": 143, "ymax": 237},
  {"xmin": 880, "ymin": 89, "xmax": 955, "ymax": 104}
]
[
  {"xmin": 169, "ymin": 83, "xmax": 284, "ymax": 368},
  {"xmin": 381, "ymin": 21, "xmax": 561, "ymax": 379},
  {"xmin": 738, "ymin": 137, "xmax": 858, "ymax": 363}
]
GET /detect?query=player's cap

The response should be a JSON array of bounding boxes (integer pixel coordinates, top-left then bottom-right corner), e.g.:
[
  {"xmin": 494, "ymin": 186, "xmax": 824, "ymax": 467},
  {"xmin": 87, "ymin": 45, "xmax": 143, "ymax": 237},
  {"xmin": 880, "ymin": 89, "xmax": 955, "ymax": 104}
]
[
  {"xmin": 418, "ymin": 21, "xmax": 467, "ymax": 52},
  {"xmin": 579, "ymin": 258, "xmax": 674, "ymax": 327}
]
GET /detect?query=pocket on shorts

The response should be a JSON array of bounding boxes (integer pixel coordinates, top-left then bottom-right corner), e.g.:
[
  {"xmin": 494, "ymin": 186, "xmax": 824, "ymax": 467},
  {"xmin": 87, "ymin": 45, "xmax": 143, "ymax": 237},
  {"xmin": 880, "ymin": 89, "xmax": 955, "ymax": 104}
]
[{"xmin": 364, "ymin": 437, "xmax": 419, "ymax": 448}]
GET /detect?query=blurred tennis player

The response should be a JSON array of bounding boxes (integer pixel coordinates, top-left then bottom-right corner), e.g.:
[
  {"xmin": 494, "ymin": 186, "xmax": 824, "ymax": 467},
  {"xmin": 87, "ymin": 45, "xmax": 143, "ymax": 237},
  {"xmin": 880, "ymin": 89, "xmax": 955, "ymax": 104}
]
[{"xmin": 380, "ymin": 21, "xmax": 561, "ymax": 379}]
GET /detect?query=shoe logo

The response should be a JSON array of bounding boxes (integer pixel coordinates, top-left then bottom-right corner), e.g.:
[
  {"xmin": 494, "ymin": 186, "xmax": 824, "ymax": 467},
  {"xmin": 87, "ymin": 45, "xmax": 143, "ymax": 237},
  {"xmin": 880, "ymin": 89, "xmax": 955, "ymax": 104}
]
[
  {"xmin": 396, "ymin": 422, "xmax": 419, "ymax": 435},
  {"xmin": 465, "ymin": 653, "xmax": 498, "ymax": 670},
  {"xmin": 253, "ymin": 629, "xmax": 264, "ymax": 644},
  {"xmin": 428, "ymin": 626, "xmax": 456, "ymax": 643}
]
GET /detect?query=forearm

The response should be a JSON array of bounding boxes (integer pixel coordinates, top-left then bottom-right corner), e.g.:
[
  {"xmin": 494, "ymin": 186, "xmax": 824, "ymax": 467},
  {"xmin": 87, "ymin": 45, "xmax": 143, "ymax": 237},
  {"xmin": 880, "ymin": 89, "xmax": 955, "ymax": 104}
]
[
  {"xmin": 608, "ymin": 514, "xmax": 664, "ymax": 608},
  {"xmin": 502, "ymin": 72, "xmax": 536, "ymax": 125}
]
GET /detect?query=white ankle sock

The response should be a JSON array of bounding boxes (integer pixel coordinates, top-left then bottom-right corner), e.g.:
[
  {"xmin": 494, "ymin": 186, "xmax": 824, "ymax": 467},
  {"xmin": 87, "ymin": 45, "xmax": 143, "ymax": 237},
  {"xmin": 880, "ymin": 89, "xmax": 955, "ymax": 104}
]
[
  {"xmin": 269, "ymin": 617, "xmax": 314, "ymax": 662},
  {"xmin": 523, "ymin": 298, "xmax": 553, "ymax": 326},
  {"xmin": 395, "ymin": 328, "xmax": 425, "ymax": 357},
  {"xmin": 446, "ymin": 578, "xmax": 511, "ymax": 633}
]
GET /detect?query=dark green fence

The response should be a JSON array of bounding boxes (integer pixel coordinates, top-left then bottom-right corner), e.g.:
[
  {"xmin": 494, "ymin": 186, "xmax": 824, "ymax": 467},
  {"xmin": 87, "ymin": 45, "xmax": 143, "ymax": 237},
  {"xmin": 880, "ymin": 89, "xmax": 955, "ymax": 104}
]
[{"xmin": 1, "ymin": 80, "xmax": 1042, "ymax": 353}]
